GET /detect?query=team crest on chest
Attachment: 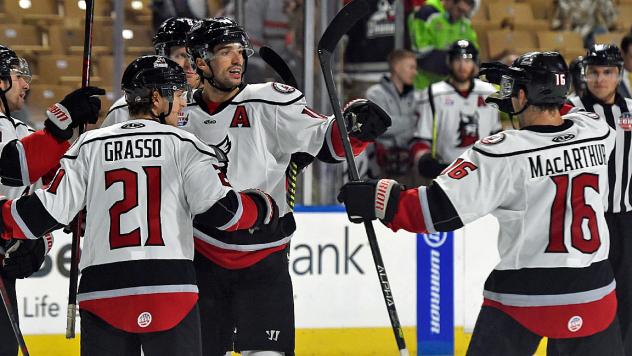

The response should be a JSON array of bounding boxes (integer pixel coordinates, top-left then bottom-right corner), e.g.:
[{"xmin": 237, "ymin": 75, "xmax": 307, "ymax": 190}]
[
  {"xmin": 230, "ymin": 105, "xmax": 251, "ymax": 127},
  {"xmin": 457, "ymin": 111, "xmax": 479, "ymax": 147},
  {"xmin": 272, "ymin": 82, "xmax": 296, "ymax": 94},
  {"xmin": 619, "ymin": 112, "xmax": 632, "ymax": 131}
]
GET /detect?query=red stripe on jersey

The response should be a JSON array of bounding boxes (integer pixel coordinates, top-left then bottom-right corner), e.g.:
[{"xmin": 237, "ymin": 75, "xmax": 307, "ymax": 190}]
[
  {"xmin": 409, "ymin": 140, "xmax": 431, "ymax": 160},
  {"xmin": 386, "ymin": 188, "xmax": 428, "ymax": 233},
  {"xmin": 1, "ymin": 200, "xmax": 26, "ymax": 240},
  {"xmin": 79, "ymin": 292, "xmax": 198, "ymax": 333},
  {"xmin": 21, "ymin": 129, "xmax": 70, "ymax": 183},
  {"xmin": 560, "ymin": 103, "xmax": 574, "ymax": 116},
  {"xmin": 194, "ymin": 239, "xmax": 287, "ymax": 269},
  {"xmin": 222, "ymin": 193, "xmax": 258, "ymax": 231},
  {"xmin": 329, "ymin": 123, "xmax": 369, "ymax": 158},
  {"xmin": 483, "ymin": 290, "xmax": 616, "ymax": 338}
]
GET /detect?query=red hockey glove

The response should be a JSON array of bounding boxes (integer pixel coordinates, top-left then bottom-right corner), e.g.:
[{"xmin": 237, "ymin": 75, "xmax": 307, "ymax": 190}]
[{"xmin": 242, "ymin": 189, "xmax": 280, "ymax": 233}]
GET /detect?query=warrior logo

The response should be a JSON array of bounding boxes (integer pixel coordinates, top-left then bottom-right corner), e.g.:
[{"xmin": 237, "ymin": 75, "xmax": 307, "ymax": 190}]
[{"xmin": 457, "ymin": 111, "xmax": 479, "ymax": 147}]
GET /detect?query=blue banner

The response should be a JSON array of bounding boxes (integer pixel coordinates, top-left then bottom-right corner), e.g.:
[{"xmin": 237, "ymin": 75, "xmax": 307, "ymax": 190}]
[{"xmin": 417, "ymin": 232, "xmax": 454, "ymax": 356}]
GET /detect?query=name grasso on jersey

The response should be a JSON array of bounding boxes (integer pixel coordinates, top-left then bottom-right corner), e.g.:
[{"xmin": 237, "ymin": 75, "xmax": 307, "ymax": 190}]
[
  {"xmin": 528, "ymin": 144, "xmax": 607, "ymax": 179},
  {"xmin": 104, "ymin": 139, "xmax": 162, "ymax": 162}
]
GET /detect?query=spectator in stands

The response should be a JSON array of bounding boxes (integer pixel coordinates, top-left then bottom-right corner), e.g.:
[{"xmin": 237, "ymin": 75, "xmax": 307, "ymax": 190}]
[
  {"xmin": 408, "ymin": 0, "xmax": 477, "ymax": 90},
  {"xmin": 364, "ymin": 49, "xmax": 418, "ymax": 183},
  {"xmin": 551, "ymin": 0, "xmax": 617, "ymax": 48},
  {"xmin": 619, "ymin": 34, "xmax": 632, "ymax": 98}
]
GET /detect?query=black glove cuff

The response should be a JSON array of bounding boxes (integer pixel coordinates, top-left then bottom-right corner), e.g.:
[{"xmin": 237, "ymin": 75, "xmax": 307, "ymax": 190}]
[{"xmin": 44, "ymin": 119, "xmax": 73, "ymax": 140}]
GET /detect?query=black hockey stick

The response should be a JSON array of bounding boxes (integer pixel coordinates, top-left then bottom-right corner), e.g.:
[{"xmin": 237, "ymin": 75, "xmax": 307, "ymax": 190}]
[
  {"xmin": 259, "ymin": 46, "xmax": 299, "ymax": 89},
  {"xmin": 0, "ymin": 274, "xmax": 29, "ymax": 355},
  {"xmin": 318, "ymin": 1, "xmax": 408, "ymax": 354},
  {"xmin": 66, "ymin": 0, "xmax": 95, "ymax": 339}
]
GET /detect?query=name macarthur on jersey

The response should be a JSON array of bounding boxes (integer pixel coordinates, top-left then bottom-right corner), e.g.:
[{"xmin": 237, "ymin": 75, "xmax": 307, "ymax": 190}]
[{"xmin": 529, "ymin": 144, "xmax": 608, "ymax": 178}]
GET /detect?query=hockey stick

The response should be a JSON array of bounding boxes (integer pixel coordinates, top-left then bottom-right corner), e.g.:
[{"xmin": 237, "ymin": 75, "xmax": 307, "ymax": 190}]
[
  {"xmin": 66, "ymin": 0, "xmax": 95, "ymax": 339},
  {"xmin": 259, "ymin": 46, "xmax": 299, "ymax": 89},
  {"xmin": 259, "ymin": 46, "xmax": 313, "ymax": 210},
  {"xmin": 0, "ymin": 274, "xmax": 29, "ymax": 355},
  {"xmin": 317, "ymin": 1, "xmax": 408, "ymax": 354}
]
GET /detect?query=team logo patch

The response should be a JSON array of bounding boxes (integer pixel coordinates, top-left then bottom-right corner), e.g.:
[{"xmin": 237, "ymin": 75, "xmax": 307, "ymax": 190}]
[
  {"xmin": 137, "ymin": 312, "xmax": 152, "ymax": 328},
  {"xmin": 121, "ymin": 122, "xmax": 145, "ymax": 129},
  {"xmin": 481, "ymin": 133, "xmax": 505, "ymax": 145},
  {"xmin": 177, "ymin": 111, "xmax": 188, "ymax": 127},
  {"xmin": 567, "ymin": 315, "xmax": 583, "ymax": 332},
  {"xmin": 272, "ymin": 82, "xmax": 296, "ymax": 94},
  {"xmin": 619, "ymin": 112, "xmax": 632, "ymax": 130},
  {"xmin": 552, "ymin": 133, "xmax": 575, "ymax": 142},
  {"xmin": 444, "ymin": 97, "xmax": 454, "ymax": 106}
]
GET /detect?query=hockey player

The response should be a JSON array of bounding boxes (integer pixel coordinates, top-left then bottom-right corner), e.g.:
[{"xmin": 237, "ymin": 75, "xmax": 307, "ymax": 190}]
[
  {"xmin": 339, "ymin": 52, "xmax": 625, "ymax": 355},
  {"xmin": 568, "ymin": 44, "xmax": 632, "ymax": 354},
  {"xmin": 101, "ymin": 17, "xmax": 201, "ymax": 127},
  {"xmin": 0, "ymin": 44, "xmax": 103, "ymax": 356},
  {"xmin": 411, "ymin": 39, "xmax": 502, "ymax": 180},
  {"xmin": 183, "ymin": 17, "xmax": 391, "ymax": 356},
  {"xmin": 0, "ymin": 55, "xmax": 281, "ymax": 356}
]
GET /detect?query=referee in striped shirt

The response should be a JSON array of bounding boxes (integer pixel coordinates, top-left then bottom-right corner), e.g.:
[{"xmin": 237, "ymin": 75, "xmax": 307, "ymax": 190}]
[{"xmin": 569, "ymin": 44, "xmax": 632, "ymax": 354}]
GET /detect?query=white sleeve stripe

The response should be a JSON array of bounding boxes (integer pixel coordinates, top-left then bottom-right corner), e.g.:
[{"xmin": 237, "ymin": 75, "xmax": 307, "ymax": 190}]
[
  {"xmin": 417, "ymin": 186, "xmax": 436, "ymax": 233},
  {"xmin": 325, "ymin": 120, "xmax": 345, "ymax": 161},
  {"xmin": 11, "ymin": 199, "xmax": 38, "ymax": 240},
  {"xmin": 217, "ymin": 191, "xmax": 244, "ymax": 231},
  {"xmin": 15, "ymin": 141, "xmax": 30, "ymax": 186}
]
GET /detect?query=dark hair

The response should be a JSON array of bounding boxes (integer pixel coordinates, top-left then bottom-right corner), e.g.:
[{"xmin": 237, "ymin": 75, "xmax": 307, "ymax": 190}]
[
  {"xmin": 128, "ymin": 101, "xmax": 153, "ymax": 118},
  {"xmin": 387, "ymin": 49, "xmax": 416, "ymax": 72},
  {"xmin": 621, "ymin": 34, "xmax": 632, "ymax": 55}
]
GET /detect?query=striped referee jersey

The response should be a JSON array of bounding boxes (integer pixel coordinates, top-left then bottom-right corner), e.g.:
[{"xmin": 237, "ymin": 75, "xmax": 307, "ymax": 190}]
[{"xmin": 569, "ymin": 93, "xmax": 632, "ymax": 213}]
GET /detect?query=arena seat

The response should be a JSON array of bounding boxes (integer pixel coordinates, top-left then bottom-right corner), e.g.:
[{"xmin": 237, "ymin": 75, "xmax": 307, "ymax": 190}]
[{"xmin": 486, "ymin": 30, "xmax": 538, "ymax": 59}]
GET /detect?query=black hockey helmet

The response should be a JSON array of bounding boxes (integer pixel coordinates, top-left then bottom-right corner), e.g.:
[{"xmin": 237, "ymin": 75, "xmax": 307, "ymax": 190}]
[
  {"xmin": 152, "ymin": 17, "xmax": 199, "ymax": 57},
  {"xmin": 448, "ymin": 39, "xmax": 479, "ymax": 64},
  {"xmin": 569, "ymin": 56, "xmax": 586, "ymax": 96},
  {"xmin": 480, "ymin": 51, "xmax": 569, "ymax": 115},
  {"xmin": 583, "ymin": 43, "xmax": 623, "ymax": 69},
  {"xmin": 186, "ymin": 17, "xmax": 253, "ymax": 92},
  {"xmin": 0, "ymin": 44, "xmax": 31, "ymax": 118},
  {"xmin": 122, "ymin": 55, "xmax": 189, "ymax": 122}
]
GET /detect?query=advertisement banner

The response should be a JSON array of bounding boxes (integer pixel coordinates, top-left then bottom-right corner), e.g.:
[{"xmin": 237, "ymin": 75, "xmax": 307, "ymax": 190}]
[{"xmin": 417, "ymin": 232, "xmax": 454, "ymax": 355}]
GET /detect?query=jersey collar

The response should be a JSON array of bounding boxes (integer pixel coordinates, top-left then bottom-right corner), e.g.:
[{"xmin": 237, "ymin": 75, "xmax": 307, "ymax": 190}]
[
  {"xmin": 521, "ymin": 119, "xmax": 574, "ymax": 133},
  {"xmin": 195, "ymin": 83, "xmax": 246, "ymax": 115}
]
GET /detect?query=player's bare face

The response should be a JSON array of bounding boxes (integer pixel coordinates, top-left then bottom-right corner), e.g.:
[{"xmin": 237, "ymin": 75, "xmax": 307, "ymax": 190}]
[
  {"xmin": 585, "ymin": 65, "xmax": 619, "ymax": 103},
  {"xmin": 169, "ymin": 46, "xmax": 199, "ymax": 88},
  {"xmin": 0, "ymin": 72, "xmax": 30, "ymax": 113},
  {"xmin": 210, "ymin": 43, "xmax": 245, "ymax": 88},
  {"xmin": 450, "ymin": 58, "xmax": 476, "ymax": 83},
  {"xmin": 394, "ymin": 57, "xmax": 417, "ymax": 86},
  {"xmin": 158, "ymin": 90, "xmax": 188, "ymax": 127}
]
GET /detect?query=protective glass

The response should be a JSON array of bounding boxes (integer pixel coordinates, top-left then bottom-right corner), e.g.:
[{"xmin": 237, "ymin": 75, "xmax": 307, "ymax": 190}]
[{"xmin": 210, "ymin": 43, "xmax": 255, "ymax": 61}]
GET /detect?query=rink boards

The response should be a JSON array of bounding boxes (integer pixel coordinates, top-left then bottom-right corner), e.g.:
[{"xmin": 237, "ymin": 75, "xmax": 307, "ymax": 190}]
[{"xmin": 15, "ymin": 207, "xmax": 511, "ymax": 355}]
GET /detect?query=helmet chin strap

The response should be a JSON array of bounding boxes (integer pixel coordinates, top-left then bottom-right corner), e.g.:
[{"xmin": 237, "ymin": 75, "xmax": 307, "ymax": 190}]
[
  {"xmin": 0, "ymin": 77, "xmax": 13, "ymax": 119},
  {"xmin": 151, "ymin": 101, "xmax": 173, "ymax": 125}
]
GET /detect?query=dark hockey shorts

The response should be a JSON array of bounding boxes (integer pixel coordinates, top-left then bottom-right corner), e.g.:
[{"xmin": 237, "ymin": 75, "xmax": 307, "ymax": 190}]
[{"xmin": 195, "ymin": 248, "xmax": 295, "ymax": 355}]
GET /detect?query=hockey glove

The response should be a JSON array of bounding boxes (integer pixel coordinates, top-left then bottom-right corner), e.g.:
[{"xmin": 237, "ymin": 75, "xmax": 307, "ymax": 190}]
[
  {"xmin": 45, "ymin": 86, "xmax": 105, "ymax": 140},
  {"xmin": 342, "ymin": 99, "xmax": 392, "ymax": 142},
  {"xmin": 417, "ymin": 153, "xmax": 448, "ymax": 179},
  {"xmin": 243, "ymin": 189, "xmax": 280, "ymax": 233},
  {"xmin": 337, "ymin": 179, "xmax": 401, "ymax": 224},
  {"xmin": 2, "ymin": 234, "xmax": 52, "ymax": 279}
]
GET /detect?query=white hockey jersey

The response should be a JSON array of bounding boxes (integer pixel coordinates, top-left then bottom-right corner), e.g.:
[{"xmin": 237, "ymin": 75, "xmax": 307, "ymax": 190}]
[
  {"xmin": 0, "ymin": 114, "xmax": 39, "ymax": 198},
  {"xmin": 180, "ymin": 83, "xmax": 361, "ymax": 268},
  {"xmin": 4, "ymin": 119, "xmax": 260, "ymax": 333},
  {"xmin": 100, "ymin": 96, "xmax": 128, "ymax": 128},
  {"xmin": 413, "ymin": 79, "xmax": 502, "ymax": 163},
  {"xmin": 391, "ymin": 111, "xmax": 617, "ymax": 338}
]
